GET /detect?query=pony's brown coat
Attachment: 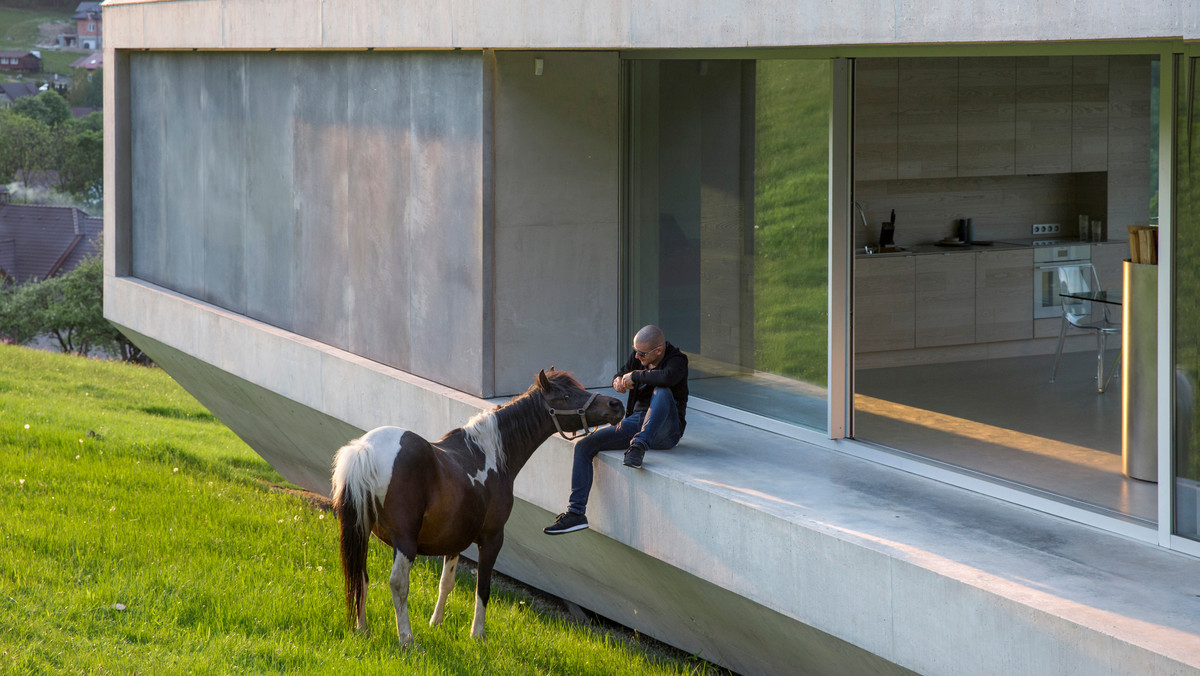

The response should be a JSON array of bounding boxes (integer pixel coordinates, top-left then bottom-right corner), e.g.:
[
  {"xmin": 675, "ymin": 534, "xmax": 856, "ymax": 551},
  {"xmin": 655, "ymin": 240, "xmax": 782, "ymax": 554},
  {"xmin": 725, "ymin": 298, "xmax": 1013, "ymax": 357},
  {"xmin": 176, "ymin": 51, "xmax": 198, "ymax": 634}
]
[{"xmin": 332, "ymin": 369, "xmax": 624, "ymax": 644}]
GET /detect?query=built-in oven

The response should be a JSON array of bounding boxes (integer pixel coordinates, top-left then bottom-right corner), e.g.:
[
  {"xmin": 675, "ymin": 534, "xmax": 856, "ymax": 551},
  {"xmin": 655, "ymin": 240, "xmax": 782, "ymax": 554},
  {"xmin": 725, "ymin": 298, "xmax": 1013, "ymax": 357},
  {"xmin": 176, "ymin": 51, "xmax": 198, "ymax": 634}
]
[{"xmin": 1033, "ymin": 243, "xmax": 1092, "ymax": 319}]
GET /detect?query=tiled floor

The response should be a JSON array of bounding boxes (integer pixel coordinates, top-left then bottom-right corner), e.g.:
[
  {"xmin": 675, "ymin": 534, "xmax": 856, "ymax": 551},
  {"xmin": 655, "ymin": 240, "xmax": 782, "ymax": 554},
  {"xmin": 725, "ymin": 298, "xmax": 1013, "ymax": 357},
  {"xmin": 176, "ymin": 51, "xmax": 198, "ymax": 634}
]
[
  {"xmin": 855, "ymin": 349, "xmax": 1156, "ymax": 523},
  {"xmin": 688, "ymin": 348, "xmax": 1156, "ymax": 523}
]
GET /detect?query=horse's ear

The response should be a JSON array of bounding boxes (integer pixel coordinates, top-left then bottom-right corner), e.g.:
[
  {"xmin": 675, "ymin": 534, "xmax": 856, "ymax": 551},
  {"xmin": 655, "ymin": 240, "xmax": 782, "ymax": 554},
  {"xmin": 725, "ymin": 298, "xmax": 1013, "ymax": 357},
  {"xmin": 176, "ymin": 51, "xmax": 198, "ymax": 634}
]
[{"xmin": 537, "ymin": 369, "xmax": 551, "ymax": 390}]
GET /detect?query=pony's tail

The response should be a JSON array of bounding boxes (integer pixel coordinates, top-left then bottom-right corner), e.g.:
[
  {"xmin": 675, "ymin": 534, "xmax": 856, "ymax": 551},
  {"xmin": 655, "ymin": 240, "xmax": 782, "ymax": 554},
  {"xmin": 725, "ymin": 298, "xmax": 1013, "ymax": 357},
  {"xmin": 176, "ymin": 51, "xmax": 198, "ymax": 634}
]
[{"xmin": 331, "ymin": 436, "xmax": 377, "ymax": 630}]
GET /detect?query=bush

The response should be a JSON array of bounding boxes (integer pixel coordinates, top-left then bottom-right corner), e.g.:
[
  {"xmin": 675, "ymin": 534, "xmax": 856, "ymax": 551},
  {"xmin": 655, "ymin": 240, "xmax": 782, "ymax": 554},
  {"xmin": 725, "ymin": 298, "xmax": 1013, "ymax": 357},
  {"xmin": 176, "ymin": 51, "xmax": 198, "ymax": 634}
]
[{"xmin": 0, "ymin": 253, "xmax": 150, "ymax": 364}]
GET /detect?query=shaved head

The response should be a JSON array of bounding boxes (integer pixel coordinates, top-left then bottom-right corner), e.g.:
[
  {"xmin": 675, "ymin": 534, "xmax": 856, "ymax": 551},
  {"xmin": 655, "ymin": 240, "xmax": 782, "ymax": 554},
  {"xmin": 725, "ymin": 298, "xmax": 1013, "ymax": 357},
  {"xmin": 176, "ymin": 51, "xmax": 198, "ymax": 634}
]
[{"xmin": 633, "ymin": 325, "xmax": 664, "ymax": 350}]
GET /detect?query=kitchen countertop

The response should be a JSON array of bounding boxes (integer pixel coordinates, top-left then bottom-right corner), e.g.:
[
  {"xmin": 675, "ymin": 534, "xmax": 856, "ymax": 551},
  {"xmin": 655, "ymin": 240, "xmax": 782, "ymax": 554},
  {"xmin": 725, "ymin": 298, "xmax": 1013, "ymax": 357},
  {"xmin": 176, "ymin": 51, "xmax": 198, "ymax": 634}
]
[
  {"xmin": 855, "ymin": 239, "xmax": 1128, "ymax": 259},
  {"xmin": 856, "ymin": 241, "xmax": 1028, "ymax": 258}
]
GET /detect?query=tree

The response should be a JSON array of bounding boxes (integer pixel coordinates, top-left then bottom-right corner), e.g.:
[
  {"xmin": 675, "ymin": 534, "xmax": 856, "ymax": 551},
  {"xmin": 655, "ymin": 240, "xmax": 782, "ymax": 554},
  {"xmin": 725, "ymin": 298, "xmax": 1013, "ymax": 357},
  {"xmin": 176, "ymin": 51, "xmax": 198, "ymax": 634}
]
[
  {"xmin": 0, "ymin": 110, "xmax": 53, "ymax": 185},
  {"xmin": 0, "ymin": 254, "xmax": 151, "ymax": 365},
  {"xmin": 55, "ymin": 126, "xmax": 102, "ymax": 198},
  {"xmin": 68, "ymin": 68, "xmax": 103, "ymax": 109},
  {"xmin": 72, "ymin": 110, "xmax": 102, "ymax": 134},
  {"xmin": 11, "ymin": 90, "xmax": 72, "ymax": 128},
  {"xmin": 0, "ymin": 278, "xmax": 47, "ymax": 346}
]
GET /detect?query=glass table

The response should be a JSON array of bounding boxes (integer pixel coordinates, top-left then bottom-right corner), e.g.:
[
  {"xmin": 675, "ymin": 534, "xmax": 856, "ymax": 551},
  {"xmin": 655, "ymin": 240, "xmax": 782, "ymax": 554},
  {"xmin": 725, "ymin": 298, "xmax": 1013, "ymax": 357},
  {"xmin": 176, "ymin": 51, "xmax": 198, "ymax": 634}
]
[{"xmin": 1059, "ymin": 289, "xmax": 1122, "ymax": 305}]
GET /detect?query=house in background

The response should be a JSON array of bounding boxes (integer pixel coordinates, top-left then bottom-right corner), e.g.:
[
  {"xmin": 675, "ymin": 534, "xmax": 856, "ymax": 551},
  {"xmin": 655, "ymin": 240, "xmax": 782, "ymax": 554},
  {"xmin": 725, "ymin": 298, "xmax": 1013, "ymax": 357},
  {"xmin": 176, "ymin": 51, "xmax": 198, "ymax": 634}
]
[
  {"xmin": 58, "ymin": 2, "xmax": 102, "ymax": 51},
  {"xmin": 0, "ymin": 82, "xmax": 41, "ymax": 108},
  {"xmin": 70, "ymin": 52, "xmax": 102, "ymax": 73},
  {"xmin": 0, "ymin": 190, "xmax": 101, "ymax": 285},
  {"xmin": 0, "ymin": 52, "xmax": 42, "ymax": 74}
]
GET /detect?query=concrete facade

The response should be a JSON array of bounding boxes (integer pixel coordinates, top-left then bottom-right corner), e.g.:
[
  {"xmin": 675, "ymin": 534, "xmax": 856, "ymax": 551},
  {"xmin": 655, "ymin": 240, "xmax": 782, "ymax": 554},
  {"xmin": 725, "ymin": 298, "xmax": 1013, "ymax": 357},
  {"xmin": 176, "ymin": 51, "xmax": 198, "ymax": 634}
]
[
  {"xmin": 103, "ymin": 1, "xmax": 1200, "ymax": 674},
  {"xmin": 492, "ymin": 50, "xmax": 623, "ymax": 393},
  {"xmin": 100, "ymin": 0, "xmax": 1200, "ymax": 50},
  {"xmin": 129, "ymin": 50, "xmax": 488, "ymax": 394}
]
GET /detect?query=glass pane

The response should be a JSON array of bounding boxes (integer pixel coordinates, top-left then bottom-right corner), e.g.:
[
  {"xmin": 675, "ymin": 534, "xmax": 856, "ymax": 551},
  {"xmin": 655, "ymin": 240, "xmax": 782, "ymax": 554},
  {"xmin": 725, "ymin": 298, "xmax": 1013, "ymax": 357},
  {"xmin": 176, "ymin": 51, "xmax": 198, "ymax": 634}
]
[
  {"xmin": 854, "ymin": 56, "xmax": 1159, "ymax": 523},
  {"xmin": 1174, "ymin": 56, "xmax": 1200, "ymax": 541},
  {"xmin": 627, "ymin": 59, "xmax": 831, "ymax": 432}
]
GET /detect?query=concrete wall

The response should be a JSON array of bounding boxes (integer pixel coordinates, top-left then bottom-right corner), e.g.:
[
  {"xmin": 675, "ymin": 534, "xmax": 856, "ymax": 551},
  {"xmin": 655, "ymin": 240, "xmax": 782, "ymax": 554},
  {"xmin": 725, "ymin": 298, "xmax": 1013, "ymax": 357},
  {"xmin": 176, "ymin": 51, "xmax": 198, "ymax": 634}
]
[
  {"xmin": 492, "ymin": 51, "xmax": 622, "ymax": 393},
  {"xmin": 128, "ymin": 51, "xmax": 488, "ymax": 395},
  {"xmin": 101, "ymin": 0, "xmax": 1199, "ymax": 50}
]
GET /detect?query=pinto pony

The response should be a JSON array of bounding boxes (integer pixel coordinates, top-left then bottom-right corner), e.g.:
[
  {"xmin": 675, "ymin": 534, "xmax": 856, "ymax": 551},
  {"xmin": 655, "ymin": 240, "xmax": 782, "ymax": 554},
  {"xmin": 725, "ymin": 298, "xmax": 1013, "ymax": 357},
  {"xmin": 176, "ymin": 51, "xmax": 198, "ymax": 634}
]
[{"xmin": 331, "ymin": 369, "xmax": 624, "ymax": 646}]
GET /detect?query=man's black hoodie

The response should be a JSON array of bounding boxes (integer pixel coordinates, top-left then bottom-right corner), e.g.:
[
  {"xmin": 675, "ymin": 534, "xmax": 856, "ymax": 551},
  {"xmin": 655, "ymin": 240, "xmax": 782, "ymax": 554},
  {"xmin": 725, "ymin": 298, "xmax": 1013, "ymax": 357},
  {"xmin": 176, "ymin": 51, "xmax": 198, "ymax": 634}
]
[{"xmin": 616, "ymin": 342, "xmax": 688, "ymax": 433}]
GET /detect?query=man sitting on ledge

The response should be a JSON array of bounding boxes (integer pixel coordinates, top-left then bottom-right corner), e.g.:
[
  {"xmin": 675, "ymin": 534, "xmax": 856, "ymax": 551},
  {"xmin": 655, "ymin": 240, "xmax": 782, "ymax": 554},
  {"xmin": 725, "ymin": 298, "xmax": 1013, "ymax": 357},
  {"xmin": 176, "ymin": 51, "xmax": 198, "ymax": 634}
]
[{"xmin": 543, "ymin": 324, "xmax": 689, "ymax": 535}]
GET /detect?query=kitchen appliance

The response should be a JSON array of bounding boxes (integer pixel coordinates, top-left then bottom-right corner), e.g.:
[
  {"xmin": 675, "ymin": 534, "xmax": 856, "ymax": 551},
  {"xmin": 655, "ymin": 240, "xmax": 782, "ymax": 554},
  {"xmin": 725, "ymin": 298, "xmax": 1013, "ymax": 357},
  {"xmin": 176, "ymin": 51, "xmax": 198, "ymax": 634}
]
[
  {"xmin": 958, "ymin": 218, "xmax": 973, "ymax": 243},
  {"xmin": 879, "ymin": 209, "xmax": 896, "ymax": 249},
  {"xmin": 1031, "ymin": 242, "xmax": 1092, "ymax": 319}
]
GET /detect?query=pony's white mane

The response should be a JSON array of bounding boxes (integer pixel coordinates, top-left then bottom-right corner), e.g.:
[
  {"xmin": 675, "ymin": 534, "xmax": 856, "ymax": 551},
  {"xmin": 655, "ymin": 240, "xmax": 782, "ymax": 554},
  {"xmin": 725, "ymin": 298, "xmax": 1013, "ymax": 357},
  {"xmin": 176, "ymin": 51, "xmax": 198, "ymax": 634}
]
[{"xmin": 462, "ymin": 410, "xmax": 507, "ymax": 486}]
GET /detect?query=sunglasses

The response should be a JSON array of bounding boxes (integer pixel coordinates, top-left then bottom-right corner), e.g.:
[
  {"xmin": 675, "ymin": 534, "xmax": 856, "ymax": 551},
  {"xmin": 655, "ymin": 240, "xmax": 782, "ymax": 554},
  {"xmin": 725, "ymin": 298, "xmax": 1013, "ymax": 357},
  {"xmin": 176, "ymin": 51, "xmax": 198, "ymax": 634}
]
[{"xmin": 634, "ymin": 345, "xmax": 662, "ymax": 358}]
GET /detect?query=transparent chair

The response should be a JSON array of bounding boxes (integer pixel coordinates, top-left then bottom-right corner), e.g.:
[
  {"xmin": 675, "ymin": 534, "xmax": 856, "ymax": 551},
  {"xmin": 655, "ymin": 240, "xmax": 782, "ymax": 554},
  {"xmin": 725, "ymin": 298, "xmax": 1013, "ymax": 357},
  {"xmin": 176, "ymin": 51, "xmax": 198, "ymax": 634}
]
[{"xmin": 1049, "ymin": 263, "xmax": 1121, "ymax": 392}]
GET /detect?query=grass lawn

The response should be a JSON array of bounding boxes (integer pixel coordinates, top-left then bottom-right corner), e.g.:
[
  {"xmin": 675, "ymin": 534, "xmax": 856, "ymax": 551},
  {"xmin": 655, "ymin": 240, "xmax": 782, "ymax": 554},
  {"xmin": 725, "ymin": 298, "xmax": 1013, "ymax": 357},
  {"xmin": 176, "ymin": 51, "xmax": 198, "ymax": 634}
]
[{"xmin": 0, "ymin": 344, "xmax": 719, "ymax": 674}]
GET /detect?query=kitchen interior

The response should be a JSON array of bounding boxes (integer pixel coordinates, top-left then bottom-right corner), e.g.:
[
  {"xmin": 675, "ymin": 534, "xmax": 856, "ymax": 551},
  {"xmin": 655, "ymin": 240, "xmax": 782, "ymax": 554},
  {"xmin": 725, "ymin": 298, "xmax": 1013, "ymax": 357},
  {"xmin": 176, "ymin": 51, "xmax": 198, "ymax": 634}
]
[{"xmin": 852, "ymin": 55, "xmax": 1160, "ymax": 523}]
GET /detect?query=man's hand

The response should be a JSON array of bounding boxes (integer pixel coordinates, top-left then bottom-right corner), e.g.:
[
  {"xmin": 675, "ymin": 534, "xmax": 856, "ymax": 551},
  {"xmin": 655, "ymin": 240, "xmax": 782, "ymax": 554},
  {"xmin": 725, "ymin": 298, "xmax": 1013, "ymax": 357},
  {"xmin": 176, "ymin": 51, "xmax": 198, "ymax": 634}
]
[
  {"xmin": 613, "ymin": 375, "xmax": 628, "ymax": 394},
  {"xmin": 621, "ymin": 373, "xmax": 635, "ymax": 390}
]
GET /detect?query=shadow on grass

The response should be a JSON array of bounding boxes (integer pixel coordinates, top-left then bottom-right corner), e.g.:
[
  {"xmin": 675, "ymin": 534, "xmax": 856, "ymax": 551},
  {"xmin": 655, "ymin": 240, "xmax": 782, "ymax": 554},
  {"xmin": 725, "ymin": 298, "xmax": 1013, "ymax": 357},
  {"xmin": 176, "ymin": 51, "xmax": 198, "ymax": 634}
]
[{"xmin": 138, "ymin": 404, "xmax": 217, "ymax": 423}]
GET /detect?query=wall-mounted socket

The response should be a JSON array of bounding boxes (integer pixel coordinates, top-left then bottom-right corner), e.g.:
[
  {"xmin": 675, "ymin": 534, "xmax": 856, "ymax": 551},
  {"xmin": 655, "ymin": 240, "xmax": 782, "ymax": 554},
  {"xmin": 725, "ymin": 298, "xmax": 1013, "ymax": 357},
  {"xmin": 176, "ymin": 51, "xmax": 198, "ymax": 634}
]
[{"xmin": 1032, "ymin": 223, "xmax": 1061, "ymax": 235}]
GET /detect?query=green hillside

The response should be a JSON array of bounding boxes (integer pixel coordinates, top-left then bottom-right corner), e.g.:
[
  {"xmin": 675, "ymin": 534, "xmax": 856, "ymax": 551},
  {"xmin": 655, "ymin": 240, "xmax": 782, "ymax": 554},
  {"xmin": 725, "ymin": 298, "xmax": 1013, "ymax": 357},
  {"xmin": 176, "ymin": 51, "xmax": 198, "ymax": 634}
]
[{"xmin": 0, "ymin": 6, "xmax": 78, "ymax": 80}]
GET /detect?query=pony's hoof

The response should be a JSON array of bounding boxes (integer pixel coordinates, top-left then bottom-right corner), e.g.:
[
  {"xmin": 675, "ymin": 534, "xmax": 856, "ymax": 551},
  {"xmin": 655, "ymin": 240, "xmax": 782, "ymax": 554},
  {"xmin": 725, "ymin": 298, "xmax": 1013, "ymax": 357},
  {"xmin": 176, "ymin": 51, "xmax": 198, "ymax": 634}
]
[{"xmin": 397, "ymin": 633, "xmax": 415, "ymax": 648}]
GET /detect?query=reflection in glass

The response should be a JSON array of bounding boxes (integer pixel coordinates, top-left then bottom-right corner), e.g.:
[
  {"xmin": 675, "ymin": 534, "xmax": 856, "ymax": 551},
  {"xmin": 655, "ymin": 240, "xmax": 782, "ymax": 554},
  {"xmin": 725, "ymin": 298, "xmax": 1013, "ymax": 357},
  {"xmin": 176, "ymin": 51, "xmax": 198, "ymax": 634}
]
[
  {"xmin": 626, "ymin": 60, "xmax": 831, "ymax": 431},
  {"xmin": 1174, "ymin": 56, "xmax": 1200, "ymax": 541}
]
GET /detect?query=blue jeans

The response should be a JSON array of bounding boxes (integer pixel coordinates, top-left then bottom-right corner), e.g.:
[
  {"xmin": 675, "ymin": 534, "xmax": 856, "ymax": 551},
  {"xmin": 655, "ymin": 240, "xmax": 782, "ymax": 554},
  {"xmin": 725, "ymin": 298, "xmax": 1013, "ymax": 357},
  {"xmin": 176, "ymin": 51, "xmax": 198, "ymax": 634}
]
[{"xmin": 567, "ymin": 387, "xmax": 682, "ymax": 515}]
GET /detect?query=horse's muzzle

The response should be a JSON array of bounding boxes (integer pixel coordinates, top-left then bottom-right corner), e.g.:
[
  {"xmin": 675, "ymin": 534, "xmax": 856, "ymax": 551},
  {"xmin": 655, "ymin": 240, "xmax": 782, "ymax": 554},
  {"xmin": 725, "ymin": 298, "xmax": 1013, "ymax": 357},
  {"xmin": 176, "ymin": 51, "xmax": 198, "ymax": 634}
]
[{"xmin": 598, "ymin": 395, "xmax": 625, "ymax": 425}]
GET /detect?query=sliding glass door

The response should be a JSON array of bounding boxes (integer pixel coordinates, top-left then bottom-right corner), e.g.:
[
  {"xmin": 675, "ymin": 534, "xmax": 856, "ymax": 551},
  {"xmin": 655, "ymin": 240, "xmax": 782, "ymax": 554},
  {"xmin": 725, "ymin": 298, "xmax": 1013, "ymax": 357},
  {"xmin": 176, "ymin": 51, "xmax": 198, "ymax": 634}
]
[
  {"xmin": 1173, "ymin": 52, "xmax": 1200, "ymax": 542},
  {"xmin": 626, "ymin": 59, "xmax": 833, "ymax": 432}
]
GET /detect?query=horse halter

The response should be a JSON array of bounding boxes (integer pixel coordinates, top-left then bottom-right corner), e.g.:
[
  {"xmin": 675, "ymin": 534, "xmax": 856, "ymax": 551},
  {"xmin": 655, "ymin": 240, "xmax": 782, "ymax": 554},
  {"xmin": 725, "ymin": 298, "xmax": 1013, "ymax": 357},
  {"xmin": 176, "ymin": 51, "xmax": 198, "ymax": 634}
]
[{"xmin": 545, "ymin": 391, "xmax": 602, "ymax": 441}]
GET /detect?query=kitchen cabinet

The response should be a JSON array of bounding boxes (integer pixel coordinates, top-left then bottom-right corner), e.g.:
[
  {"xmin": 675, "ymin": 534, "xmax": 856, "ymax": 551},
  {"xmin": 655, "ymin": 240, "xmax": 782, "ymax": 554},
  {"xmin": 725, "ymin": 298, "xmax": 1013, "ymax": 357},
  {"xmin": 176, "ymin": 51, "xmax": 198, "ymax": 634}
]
[
  {"xmin": 1015, "ymin": 56, "xmax": 1073, "ymax": 175},
  {"xmin": 898, "ymin": 58, "xmax": 958, "ymax": 179},
  {"xmin": 975, "ymin": 249, "xmax": 1033, "ymax": 342},
  {"xmin": 855, "ymin": 55, "xmax": 1119, "ymax": 182},
  {"xmin": 854, "ymin": 58, "xmax": 898, "ymax": 182},
  {"xmin": 1072, "ymin": 56, "xmax": 1109, "ymax": 172},
  {"xmin": 1091, "ymin": 241, "xmax": 1127, "ymax": 294},
  {"xmin": 915, "ymin": 253, "xmax": 976, "ymax": 347},
  {"xmin": 1107, "ymin": 55, "xmax": 1154, "ymax": 230},
  {"xmin": 958, "ymin": 57, "xmax": 1015, "ymax": 177},
  {"xmin": 856, "ymin": 256, "xmax": 915, "ymax": 353}
]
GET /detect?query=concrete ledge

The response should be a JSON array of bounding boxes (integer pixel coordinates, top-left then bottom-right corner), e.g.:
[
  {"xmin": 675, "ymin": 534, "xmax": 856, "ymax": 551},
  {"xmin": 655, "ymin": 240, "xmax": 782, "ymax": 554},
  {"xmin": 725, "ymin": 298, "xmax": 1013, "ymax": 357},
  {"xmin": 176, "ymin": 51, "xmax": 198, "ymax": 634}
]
[
  {"xmin": 101, "ymin": 0, "xmax": 1196, "ymax": 51},
  {"xmin": 106, "ymin": 276, "xmax": 1200, "ymax": 675}
]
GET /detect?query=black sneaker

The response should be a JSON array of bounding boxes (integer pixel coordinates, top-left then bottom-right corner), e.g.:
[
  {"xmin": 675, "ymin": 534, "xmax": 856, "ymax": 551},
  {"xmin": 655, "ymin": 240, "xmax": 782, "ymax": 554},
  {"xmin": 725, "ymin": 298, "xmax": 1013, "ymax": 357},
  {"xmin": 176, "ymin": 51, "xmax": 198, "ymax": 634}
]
[
  {"xmin": 543, "ymin": 511, "xmax": 589, "ymax": 535},
  {"xmin": 623, "ymin": 443, "xmax": 646, "ymax": 469}
]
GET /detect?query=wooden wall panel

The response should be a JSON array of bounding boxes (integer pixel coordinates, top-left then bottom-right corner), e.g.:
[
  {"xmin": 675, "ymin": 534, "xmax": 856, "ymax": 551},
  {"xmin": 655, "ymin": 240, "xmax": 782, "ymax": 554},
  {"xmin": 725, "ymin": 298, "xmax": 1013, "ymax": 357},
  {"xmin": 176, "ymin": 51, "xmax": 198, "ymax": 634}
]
[
  {"xmin": 915, "ymin": 253, "xmax": 976, "ymax": 347},
  {"xmin": 958, "ymin": 56, "xmax": 1015, "ymax": 177},
  {"xmin": 898, "ymin": 58, "xmax": 958, "ymax": 179},
  {"xmin": 1107, "ymin": 55, "xmax": 1154, "ymax": 231},
  {"xmin": 1015, "ymin": 56, "xmax": 1072, "ymax": 174},
  {"xmin": 976, "ymin": 249, "xmax": 1033, "ymax": 342},
  {"xmin": 1072, "ymin": 56, "xmax": 1109, "ymax": 172},
  {"xmin": 855, "ymin": 58, "xmax": 898, "ymax": 182},
  {"xmin": 855, "ymin": 256, "xmax": 915, "ymax": 353}
]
